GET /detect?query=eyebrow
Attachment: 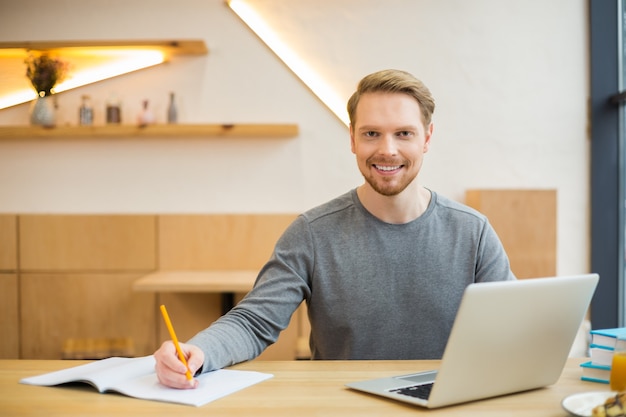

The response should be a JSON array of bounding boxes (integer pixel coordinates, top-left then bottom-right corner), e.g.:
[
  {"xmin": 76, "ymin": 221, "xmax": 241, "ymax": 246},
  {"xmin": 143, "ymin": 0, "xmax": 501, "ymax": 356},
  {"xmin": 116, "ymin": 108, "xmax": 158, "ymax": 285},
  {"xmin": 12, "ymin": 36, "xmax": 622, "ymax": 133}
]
[{"xmin": 357, "ymin": 125, "xmax": 419, "ymax": 131}]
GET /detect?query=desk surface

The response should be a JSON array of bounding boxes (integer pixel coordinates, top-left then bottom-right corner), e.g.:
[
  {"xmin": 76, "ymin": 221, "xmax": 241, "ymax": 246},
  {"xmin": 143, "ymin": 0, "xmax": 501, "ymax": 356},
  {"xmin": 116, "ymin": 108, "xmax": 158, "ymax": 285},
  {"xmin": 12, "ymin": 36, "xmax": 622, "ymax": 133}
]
[{"xmin": 0, "ymin": 358, "xmax": 608, "ymax": 416}]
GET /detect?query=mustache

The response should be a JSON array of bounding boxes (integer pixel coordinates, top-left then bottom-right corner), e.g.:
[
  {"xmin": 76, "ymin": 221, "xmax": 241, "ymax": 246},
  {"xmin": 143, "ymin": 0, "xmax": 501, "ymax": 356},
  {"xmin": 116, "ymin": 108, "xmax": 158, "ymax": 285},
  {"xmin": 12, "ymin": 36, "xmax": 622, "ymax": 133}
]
[{"xmin": 367, "ymin": 157, "xmax": 407, "ymax": 166}]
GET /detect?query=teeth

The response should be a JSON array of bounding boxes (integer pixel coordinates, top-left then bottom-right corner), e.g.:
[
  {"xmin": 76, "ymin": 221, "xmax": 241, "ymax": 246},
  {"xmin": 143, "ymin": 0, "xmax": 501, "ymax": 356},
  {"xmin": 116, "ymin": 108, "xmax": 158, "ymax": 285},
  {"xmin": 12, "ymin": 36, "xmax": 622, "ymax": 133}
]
[{"xmin": 376, "ymin": 165, "xmax": 401, "ymax": 171}]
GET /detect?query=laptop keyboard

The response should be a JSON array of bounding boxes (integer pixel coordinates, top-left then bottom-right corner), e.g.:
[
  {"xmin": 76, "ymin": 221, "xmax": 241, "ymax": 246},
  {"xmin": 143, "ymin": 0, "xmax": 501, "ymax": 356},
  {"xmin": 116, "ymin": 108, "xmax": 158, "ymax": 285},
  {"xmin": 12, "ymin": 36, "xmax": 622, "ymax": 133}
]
[{"xmin": 389, "ymin": 382, "xmax": 434, "ymax": 400}]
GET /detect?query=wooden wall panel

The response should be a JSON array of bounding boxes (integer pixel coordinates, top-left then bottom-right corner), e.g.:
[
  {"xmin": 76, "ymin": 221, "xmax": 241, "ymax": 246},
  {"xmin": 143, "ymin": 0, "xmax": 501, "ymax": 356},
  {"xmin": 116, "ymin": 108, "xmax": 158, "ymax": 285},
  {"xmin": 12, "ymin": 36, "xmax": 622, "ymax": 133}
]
[
  {"xmin": 466, "ymin": 189, "xmax": 557, "ymax": 279},
  {"xmin": 0, "ymin": 215, "xmax": 17, "ymax": 271},
  {"xmin": 20, "ymin": 273, "xmax": 156, "ymax": 359},
  {"xmin": 19, "ymin": 215, "xmax": 157, "ymax": 271},
  {"xmin": 15, "ymin": 214, "xmax": 307, "ymax": 360},
  {"xmin": 0, "ymin": 274, "xmax": 19, "ymax": 358},
  {"xmin": 158, "ymin": 214, "xmax": 297, "ymax": 270}
]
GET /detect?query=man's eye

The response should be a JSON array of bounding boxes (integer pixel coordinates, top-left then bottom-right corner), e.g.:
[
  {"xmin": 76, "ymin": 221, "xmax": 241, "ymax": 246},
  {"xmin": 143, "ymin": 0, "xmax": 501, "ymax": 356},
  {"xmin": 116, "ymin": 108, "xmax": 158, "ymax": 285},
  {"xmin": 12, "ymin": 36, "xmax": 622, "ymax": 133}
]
[
  {"xmin": 397, "ymin": 131, "xmax": 412, "ymax": 137},
  {"xmin": 364, "ymin": 131, "xmax": 378, "ymax": 137}
]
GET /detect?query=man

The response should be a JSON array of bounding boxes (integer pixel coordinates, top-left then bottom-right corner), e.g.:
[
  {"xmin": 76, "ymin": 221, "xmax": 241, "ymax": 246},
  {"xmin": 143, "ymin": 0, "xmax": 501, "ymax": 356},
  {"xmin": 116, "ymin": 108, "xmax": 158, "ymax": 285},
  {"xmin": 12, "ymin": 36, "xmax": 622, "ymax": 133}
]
[{"xmin": 155, "ymin": 69, "xmax": 515, "ymax": 389}]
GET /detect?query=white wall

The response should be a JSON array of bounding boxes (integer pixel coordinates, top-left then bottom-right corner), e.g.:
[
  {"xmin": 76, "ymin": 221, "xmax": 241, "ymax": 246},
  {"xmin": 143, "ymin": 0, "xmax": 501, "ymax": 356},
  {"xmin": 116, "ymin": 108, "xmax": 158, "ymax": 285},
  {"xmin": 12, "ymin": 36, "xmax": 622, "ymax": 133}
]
[{"xmin": 0, "ymin": 0, "xmax": 589, "ymax": 276}]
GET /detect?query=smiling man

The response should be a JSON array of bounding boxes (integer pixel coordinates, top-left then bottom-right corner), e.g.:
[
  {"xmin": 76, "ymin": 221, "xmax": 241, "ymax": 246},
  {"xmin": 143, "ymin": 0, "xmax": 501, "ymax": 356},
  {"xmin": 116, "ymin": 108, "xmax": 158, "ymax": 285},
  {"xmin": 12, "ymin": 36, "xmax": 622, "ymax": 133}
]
[
  {"xmin": 154, "ymin": 69, "xmax": 516, "ymax": 389},
  {"xmin": 349, "ymin": 72, "xmax": 434, "ymax": 224}
]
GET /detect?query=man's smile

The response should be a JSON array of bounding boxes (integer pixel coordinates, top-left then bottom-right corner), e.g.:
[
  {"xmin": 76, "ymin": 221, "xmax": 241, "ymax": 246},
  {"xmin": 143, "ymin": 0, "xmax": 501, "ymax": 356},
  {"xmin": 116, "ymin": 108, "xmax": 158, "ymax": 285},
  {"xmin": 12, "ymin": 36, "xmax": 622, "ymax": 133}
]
[{"xmin": 373, "ymin": 164, "xmax": 403, "ymax": 173}]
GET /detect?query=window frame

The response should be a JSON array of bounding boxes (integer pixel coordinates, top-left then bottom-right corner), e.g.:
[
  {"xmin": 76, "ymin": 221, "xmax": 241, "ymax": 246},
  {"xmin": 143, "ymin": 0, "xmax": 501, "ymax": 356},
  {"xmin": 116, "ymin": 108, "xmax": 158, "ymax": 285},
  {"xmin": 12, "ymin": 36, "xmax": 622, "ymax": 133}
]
[{"xmin": 590, "ymin": 0, "xmax": 623, "ymax": 328}]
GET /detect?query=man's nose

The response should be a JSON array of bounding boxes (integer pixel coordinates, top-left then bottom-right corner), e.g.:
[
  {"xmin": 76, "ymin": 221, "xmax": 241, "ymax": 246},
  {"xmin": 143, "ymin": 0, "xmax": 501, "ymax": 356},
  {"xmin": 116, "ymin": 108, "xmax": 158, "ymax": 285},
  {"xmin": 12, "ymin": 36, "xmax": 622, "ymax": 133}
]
[{"xmin": 378, "ymin": 134, "xmax": 398, "ymax": 155}]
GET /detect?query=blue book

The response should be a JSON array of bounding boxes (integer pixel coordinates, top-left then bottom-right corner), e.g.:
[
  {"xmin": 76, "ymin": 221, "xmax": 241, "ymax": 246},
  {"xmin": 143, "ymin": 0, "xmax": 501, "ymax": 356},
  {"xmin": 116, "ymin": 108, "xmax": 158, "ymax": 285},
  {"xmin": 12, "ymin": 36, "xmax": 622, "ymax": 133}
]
[
  {"xmin": 590, "ymin": 327, "xmax": 626, "ymax": 349},
  {"xmin": 580, "ymin": 361, "xmax": 610, "ymax": 384}
]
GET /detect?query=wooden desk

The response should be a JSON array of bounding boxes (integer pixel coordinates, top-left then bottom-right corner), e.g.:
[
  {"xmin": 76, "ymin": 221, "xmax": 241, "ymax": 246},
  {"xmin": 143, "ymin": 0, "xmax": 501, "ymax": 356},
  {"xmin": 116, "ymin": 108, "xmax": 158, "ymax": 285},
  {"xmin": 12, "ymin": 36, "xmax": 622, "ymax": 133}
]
[
  {"xmin": 0, "ymin": 358, "xmax": 609, "ymax": 416},
  {"xmin": 133, "ymin": 270, "xmax": 257, "ymax": 314}
]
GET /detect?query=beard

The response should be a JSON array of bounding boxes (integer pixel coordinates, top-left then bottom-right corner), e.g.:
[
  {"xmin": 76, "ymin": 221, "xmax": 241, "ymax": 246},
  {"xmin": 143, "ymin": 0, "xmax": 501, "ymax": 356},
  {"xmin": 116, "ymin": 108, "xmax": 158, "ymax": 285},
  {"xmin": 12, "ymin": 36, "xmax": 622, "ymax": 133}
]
[
  {"xmin": 363, "ymin": 173, "xmax": 416, "ymax": 196},
  {"xmin": 360, "ymin": 159, "xmax": 418, "ymax": 197}
]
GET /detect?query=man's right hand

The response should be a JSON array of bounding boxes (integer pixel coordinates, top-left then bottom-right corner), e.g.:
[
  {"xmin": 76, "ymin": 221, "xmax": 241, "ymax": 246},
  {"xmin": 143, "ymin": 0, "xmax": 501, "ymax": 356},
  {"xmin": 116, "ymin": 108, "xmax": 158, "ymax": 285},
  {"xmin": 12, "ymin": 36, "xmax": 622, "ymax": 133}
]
[{"xmin": 154, "ymin": 341, "xmax": 205, "ymax": 389}]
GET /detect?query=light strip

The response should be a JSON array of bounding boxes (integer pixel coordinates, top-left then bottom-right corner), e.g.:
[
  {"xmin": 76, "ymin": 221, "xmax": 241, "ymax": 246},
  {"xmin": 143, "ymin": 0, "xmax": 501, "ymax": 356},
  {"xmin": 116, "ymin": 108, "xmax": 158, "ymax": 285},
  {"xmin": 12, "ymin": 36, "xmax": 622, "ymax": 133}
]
[
  {"xmin": 0, "ymin": 90, "xmax": 37, "ymax": 111},
  {"xmin": 0, "ymin": 49, "xmax": 165, "ymax": 109},
  {"xmin": 227, "ymin": 0, "xmax": 349, "ymax": 126},
  {"xmin": 55, "ymin": 50, "xmax": 165, "ymax": 92}
]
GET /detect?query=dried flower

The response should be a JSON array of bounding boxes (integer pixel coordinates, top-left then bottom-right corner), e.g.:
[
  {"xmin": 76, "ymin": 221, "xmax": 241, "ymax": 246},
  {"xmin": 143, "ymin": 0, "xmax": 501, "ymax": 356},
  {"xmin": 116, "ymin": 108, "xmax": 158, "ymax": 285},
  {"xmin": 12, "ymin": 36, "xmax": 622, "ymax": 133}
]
[{"xmin": 25, "ymin": 53, "xmax": 69, "ymax": 96}]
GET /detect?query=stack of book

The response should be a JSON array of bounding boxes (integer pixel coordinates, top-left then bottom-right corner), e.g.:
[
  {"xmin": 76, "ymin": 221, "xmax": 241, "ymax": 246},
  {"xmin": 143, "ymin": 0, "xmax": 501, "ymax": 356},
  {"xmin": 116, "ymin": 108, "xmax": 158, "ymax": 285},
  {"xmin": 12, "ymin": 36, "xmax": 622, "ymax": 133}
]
[{"xmin": 580, "ymin": 327, "xmax": 626, "ymax": 384}]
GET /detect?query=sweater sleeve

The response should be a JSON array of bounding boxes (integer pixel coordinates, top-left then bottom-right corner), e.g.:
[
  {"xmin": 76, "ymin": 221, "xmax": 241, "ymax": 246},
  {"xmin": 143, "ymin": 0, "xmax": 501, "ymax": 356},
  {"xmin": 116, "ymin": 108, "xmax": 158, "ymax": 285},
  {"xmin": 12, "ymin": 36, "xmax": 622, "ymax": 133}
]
[
  {"xmin": 475, "ymin": 218, "xmax": 517, "ymax": 282},
  {"xmin": 188, "ymin": 216, "xmax": 313, "ymax": 372}
]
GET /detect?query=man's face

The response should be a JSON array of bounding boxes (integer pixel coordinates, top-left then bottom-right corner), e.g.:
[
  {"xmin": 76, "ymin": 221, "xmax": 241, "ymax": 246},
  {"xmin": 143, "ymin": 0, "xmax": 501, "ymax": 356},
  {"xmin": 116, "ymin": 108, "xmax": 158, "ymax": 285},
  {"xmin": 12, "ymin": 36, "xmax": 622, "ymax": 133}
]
[{"xmin": 350, "ymin": 92, "xmax": 433, "ymax": 197}]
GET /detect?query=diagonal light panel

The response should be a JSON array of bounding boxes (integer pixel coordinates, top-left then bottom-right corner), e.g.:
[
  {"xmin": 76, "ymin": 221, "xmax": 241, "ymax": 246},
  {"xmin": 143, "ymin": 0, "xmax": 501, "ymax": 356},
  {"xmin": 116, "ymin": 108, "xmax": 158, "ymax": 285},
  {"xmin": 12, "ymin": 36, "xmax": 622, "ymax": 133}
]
[{"xmin": 227, "ymin": 0, "xmax": 349, "ymax": 126}]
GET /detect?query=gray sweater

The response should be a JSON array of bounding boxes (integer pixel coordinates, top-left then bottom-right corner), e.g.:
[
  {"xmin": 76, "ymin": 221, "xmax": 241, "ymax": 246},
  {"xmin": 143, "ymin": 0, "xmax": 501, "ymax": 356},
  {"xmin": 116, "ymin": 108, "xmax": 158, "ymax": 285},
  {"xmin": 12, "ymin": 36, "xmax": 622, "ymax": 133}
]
[{"xmin": 189, "ymin": 189, "xmax": 515, "ymax": 372}]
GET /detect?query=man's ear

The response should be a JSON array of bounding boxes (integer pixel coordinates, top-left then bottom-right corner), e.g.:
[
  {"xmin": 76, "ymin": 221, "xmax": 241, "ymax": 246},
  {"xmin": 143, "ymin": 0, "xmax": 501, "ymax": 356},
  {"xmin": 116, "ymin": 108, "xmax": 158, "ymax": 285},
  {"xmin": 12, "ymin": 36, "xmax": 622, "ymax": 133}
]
[
  {"xmin": 350, "ymin": 125, "xmax": 357, "ymax": 154},
  {"xmin": 423, "ymin": 122, "xmax": 434, "ymax": 153}
]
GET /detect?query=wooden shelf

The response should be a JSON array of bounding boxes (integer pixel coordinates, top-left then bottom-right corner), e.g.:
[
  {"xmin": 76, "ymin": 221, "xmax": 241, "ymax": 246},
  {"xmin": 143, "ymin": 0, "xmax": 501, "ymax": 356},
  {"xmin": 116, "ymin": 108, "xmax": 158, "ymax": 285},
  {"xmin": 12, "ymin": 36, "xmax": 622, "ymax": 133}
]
[
  {"xmin": 0, "ymin": 124, "xmax": 299, "ymax": 139},
  {"xmin": 132, "ymin": 270, "xmax": 258, "ymax": 293},
  {"xmin": 133, "ymin": 269, "xmax": 258, "ymax": 314},
  {"xmin": 0, "ymin": 39, "xmax": 208, "ymax": 57}
]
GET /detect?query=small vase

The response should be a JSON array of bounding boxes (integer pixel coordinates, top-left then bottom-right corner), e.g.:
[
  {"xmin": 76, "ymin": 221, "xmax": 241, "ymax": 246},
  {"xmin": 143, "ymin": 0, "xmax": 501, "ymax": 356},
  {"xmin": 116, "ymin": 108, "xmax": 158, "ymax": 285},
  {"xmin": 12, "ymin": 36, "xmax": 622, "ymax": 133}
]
[{"xmin": 30, "ymin": 92, "xmax": 56, "ymax": 127}]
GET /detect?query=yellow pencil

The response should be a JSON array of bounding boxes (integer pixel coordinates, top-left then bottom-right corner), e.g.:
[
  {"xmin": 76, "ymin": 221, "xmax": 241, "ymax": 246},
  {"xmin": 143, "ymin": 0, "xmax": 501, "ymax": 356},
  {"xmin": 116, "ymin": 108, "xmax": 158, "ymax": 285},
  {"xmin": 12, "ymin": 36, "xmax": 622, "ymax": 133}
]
[{"xmin": 159, "ymin": 304, "xmax": 193, "ymax": 381}]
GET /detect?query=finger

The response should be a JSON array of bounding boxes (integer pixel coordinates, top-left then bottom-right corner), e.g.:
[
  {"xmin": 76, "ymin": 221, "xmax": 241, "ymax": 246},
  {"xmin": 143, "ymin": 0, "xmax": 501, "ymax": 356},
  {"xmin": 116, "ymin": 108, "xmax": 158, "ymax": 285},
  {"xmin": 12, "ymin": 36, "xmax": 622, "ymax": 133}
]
[
  {"xmin": 183, "ymin": 345, "xmax": 205, "ymax": 376},
  {"xmin": 154, "ymin": 342, "xmax": 198, "ymax": 389},
  {"xmin": 159, "ymin": 341, "xmax": 189, "ymax": 373},
  {"xmin": 155, "ymin": 359, "xmax": 198, "ymax": 389}
]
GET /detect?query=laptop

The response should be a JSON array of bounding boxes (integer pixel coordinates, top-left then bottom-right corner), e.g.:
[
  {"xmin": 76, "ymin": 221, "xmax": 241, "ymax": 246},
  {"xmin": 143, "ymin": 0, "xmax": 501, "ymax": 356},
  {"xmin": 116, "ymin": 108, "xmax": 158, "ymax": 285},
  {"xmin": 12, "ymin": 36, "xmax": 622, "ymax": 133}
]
[{"xmin": 346, "ymin": 274, "xmax": 599, "ymax": 408}]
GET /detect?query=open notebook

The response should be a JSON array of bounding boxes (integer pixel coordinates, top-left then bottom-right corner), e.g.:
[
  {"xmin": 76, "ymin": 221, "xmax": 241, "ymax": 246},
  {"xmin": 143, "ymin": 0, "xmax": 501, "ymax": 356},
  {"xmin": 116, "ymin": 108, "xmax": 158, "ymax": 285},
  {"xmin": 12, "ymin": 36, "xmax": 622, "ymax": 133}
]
[
  {"xmin": 20, "ymin": 355, "xmax": 272, "ymax": 407},
  {"xmin": 346, "ymin": 274, "xmax": 599, "ymax": 408}
]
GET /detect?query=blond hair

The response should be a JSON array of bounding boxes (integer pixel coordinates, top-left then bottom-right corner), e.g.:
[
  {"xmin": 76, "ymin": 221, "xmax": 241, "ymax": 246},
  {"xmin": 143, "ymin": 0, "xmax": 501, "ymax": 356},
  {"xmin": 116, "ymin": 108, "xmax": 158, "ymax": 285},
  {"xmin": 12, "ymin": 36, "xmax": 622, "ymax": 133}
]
[{"xmin": 347, "ymin": 69, "xmax": 435, "ymax": 127}]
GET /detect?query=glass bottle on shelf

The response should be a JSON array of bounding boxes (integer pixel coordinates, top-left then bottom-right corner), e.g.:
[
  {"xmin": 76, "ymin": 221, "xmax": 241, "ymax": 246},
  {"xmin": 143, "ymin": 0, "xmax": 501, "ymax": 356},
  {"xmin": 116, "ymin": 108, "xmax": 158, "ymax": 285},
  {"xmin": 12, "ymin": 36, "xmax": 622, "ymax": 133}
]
[
  {"xmin": 137, "ymin": 99, "xmax": 155, "ymax": 127},
  {"xmin": 106, "ymin": 94, "xmax": 122, "ymax": 124},
  {"xmin": 167, "ymin": 92, "xmax": 178, "ymax": 124},
  {"xmin": 78, "ymin": 95, "xmax": 93, "ymax": 126}
]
